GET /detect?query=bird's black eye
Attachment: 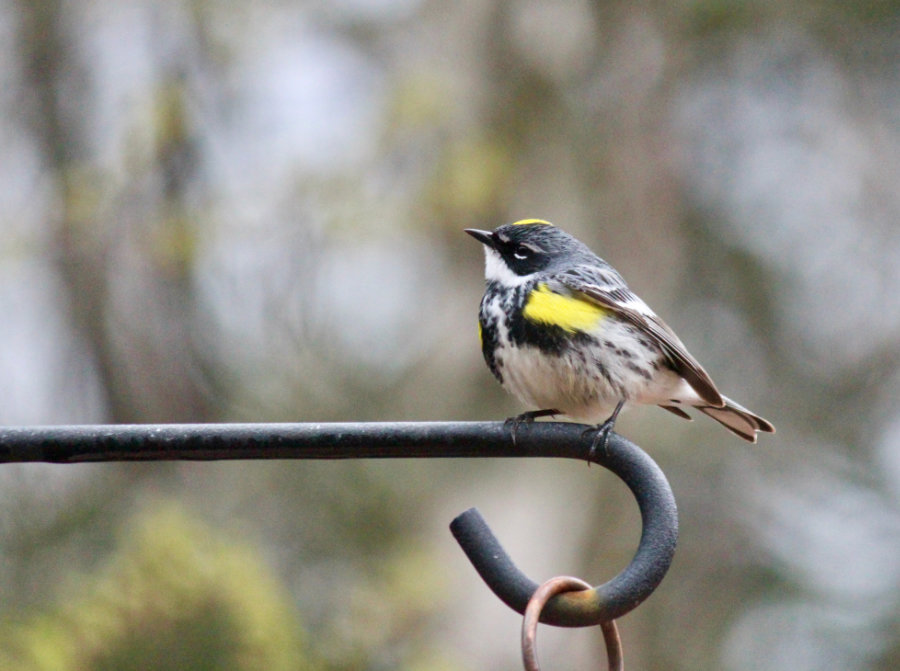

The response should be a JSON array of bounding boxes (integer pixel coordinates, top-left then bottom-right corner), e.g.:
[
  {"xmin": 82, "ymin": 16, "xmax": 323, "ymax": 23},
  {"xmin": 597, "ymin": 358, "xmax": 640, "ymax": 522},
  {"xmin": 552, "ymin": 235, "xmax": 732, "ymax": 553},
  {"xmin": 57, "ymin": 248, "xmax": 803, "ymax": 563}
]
[{"xmin": 513, "ymin": 245, "xmax": 531, "ymax": 260}]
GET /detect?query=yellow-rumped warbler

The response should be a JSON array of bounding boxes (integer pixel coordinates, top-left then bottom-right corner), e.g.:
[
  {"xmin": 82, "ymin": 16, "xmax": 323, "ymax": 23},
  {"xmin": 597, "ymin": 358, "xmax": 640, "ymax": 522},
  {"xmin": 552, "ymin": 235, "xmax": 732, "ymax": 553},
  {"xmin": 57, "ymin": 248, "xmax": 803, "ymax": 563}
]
[{"xmin": 466, "ymin": 219, "xmax": 774, "ymax": 448}]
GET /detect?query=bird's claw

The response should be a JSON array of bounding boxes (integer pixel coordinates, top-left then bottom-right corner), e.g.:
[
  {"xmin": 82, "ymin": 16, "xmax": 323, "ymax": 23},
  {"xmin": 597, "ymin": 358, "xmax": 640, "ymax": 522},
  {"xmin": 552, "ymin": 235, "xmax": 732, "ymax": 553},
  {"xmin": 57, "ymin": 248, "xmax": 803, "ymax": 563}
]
[
  {"xmin": 505, "ymin": 409, "xmax": 559, "ymax": 446},
  {"xmin": 584, "ymin": 399, "xmax": 625, "ymax": 463},
  {"xmin": 584, "ymin": 420, "xmax": 614, "ymax": 461}
]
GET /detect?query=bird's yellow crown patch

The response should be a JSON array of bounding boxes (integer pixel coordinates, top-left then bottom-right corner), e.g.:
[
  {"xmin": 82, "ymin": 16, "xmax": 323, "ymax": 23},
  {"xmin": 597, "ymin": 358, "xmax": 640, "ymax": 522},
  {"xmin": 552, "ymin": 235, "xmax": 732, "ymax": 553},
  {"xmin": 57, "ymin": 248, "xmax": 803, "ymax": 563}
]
[
  {"xmin": 523, "ymin": 283, "xmax": 607, "ymax": 333},
  {"xmin": 511, "ymin": 218, "xmax": 553, "ymax": 227}
]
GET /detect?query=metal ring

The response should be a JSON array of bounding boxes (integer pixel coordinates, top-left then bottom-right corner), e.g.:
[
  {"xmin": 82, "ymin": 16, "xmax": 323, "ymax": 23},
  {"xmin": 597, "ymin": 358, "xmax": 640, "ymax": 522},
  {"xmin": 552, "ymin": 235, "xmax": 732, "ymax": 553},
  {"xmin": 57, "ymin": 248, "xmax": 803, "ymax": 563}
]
[{"xmin": 522, "ymin": 576, "xmax": 623, "ymax": 671}]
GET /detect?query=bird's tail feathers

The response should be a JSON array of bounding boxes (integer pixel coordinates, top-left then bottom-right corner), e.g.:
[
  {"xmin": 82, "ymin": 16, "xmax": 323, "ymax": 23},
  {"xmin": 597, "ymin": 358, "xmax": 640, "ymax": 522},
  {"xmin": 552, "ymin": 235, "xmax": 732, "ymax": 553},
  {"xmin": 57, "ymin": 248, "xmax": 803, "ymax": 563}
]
[{"xmin": 696, "ymin": 395, "xmax": 775, "ymax": 443}]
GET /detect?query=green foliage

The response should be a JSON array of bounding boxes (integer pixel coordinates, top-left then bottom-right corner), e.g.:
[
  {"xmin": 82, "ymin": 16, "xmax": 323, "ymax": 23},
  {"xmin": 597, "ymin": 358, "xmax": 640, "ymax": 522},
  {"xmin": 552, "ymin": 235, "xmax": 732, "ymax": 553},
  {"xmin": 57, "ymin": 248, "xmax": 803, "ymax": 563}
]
[{"xmin": 0, "ymin": 503, "xmax": 313, "ymax": 671}]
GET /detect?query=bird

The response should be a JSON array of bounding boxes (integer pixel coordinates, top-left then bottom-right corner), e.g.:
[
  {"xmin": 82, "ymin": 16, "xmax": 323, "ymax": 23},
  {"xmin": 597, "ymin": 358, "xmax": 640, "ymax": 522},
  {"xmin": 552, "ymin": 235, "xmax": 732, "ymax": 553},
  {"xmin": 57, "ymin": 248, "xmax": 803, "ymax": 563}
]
[{"xmin": 465, "ymin": 219, "xmax": 774, "ymax": 450}]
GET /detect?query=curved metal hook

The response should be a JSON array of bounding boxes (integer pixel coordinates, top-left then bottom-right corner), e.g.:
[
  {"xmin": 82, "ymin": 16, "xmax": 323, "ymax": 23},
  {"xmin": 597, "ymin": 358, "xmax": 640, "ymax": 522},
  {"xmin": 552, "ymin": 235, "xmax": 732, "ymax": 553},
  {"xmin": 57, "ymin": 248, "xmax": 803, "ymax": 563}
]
[
  {"xmin": 450, "ymin": 428, "xmax": 678, "ymax": 628},
  {"xmin": 0, "ymin": 420, "xmax": 677, "ymax": 629}
]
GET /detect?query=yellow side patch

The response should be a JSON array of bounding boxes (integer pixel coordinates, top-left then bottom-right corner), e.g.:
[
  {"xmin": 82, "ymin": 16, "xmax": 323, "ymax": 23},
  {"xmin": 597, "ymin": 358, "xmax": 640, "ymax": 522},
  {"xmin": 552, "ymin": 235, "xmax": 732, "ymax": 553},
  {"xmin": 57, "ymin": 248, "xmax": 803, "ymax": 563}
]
[
  {"xmin": 511, "ymin": 218, "xmax": 553, "ymax": 227},
  {"xmin": 523, "ymin": 283, "xmax": 607, "ymax": 333},
  {"xmin": 477, "ymin": 320, "xmax": 483, "ymax": 346}
]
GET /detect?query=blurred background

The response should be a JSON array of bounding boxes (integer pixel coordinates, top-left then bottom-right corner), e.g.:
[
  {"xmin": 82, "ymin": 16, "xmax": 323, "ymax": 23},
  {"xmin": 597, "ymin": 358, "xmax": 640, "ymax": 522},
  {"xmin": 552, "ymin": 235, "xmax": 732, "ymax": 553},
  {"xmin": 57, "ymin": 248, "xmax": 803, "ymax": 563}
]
[{"xmin": 1, "ymin": 0, "xmax": 899, "ymax": 669}]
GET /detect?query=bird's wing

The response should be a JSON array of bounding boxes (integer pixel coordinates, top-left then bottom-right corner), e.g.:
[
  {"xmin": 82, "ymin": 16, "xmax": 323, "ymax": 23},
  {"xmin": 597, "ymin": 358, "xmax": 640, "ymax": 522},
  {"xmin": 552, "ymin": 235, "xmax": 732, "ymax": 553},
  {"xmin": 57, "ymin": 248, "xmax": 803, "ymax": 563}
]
[{"xmin": 556, "ymin": 266, "xmax": 724, "ymax": 407}]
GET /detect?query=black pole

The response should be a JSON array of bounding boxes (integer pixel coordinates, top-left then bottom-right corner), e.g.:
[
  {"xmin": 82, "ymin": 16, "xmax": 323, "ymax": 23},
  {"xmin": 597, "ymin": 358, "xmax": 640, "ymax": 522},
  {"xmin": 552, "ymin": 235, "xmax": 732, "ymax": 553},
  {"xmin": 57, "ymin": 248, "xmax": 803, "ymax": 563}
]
[{"xmin": 0, "ymin": 421, "xmax": 677, "ymax": 627}]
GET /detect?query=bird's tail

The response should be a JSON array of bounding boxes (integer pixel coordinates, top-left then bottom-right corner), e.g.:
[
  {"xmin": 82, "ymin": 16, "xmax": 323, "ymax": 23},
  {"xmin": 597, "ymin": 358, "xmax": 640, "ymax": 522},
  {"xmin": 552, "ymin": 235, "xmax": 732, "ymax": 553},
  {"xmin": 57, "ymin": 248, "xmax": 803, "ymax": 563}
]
[{"xmin": 696, "ymin": 395, "xmax": 775, "ymax": 443}]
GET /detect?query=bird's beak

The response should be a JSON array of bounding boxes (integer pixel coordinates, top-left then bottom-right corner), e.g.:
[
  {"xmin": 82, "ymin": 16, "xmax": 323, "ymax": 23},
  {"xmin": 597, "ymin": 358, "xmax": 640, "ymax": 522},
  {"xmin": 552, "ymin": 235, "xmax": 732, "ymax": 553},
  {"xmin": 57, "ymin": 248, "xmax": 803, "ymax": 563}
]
[{"xmin": 464, "ymin": 228, "xmax": 494, "ymax": 247}]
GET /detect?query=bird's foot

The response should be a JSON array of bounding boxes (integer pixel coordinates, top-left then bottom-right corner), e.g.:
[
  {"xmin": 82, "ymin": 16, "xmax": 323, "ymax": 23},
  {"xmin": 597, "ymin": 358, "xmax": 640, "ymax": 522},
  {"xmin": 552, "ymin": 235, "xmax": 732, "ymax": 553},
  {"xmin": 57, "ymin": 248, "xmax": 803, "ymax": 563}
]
[
  {"xmin": 584, "ymin": 400, "xmax": 625, "ymax": 462},
  {"xmin": 505, "ymin": 409, "xmax": 560, "ymax": 445},
  {"xmin": 583, "ymin": 421, "xmax": 614, "ymax": 461}
]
